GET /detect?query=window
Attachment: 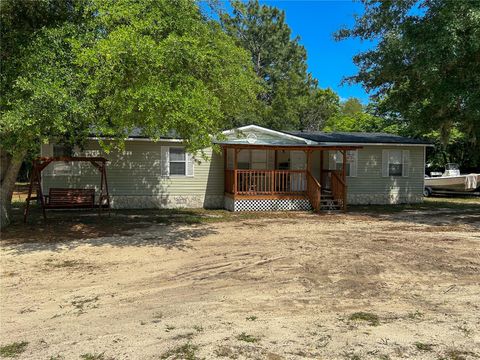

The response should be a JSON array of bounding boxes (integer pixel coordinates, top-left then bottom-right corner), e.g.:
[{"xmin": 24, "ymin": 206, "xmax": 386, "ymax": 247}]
[
  {"xmin": 53, "ymin": 144, "xmax": 73, "ymax": 157},
  {"xmin": 52, "ymin": 145, "xmax": 73, "ymax": 176},
  {"xmin": 388, "ymin": 150, "xmax": 402, "ymax": 176},
  {"xmin": 169, "ymin": 147, "xmax": 186, "ymax": 175},
  {"xmin": 333, "ymin": 150, "xmax": 357, "ymax": 177},
  {"xmin": 382, "ymin": 149, "xmax": 409, "ymax": 177}
]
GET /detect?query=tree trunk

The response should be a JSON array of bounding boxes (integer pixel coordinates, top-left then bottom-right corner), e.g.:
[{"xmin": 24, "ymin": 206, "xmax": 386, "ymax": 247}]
[{"xmin": 1, "ymin": 149, "xmax": 26, "ymax": 229}]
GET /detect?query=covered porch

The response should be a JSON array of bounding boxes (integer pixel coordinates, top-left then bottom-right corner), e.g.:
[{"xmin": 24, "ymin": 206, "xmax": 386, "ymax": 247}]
[{"xmin": 222, "ymin": 144, "xmax": 360, "ymax": 212}]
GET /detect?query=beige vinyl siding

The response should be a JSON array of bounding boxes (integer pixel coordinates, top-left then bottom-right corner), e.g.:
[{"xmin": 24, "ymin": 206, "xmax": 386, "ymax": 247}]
[
  {"xmin": 347, "ymin": 145, "xmax": 424, "ymax": 196},
  {"xmin": 309, "ymin": 145, "xmax": 424, "ymax": 204},
  {"xmin": 41, "ymin": 140, "xmax": 224, "ymax": 208}
]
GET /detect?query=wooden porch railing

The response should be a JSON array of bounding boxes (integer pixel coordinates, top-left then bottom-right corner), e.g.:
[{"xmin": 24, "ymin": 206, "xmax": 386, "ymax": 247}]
[
  {"xmin": 225, "ymin": 170, "xmax": 307, "ymax": 195},
  {"xmin": 331, "ymin": 170, "xmax": 347, "ymax": 212},
  {"xmin": 306, "ymin": 171, "xmax": 321, "ymax": 212}
]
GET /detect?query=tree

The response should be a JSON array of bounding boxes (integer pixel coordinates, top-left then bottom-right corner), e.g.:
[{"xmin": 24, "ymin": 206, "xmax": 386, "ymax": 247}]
[
  {"xmin": 323, "ymin": 97, "xmax": 400, "ymax": 133},
  {"xmin": 336, "ymin": 0, "xmax": 480, "ymax": 148},
  {"xmin": 298, "ymin": 88, "xmax": 340, "ymax": 131},
  {"xmin": 221, "ymin": 0, "xmax": 315, "ymax": 130},
  {"xmin": 341, "ymin": 97, "xmax": 363, "ymax": 116},
  {"xmin": 0, "ymin": 0, "xmax": 259, "ymax": 228}
]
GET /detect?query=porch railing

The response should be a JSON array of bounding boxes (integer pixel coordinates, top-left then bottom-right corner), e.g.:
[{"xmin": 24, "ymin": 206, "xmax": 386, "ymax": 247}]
[{"xmin": 225, "ymin": 169, "xmax": 307, "ymax": 195}]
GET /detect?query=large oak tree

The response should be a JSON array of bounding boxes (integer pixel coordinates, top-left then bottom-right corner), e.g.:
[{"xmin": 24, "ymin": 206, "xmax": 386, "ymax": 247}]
[{"xmin": 0, "ymin": 0, "xmax": 259, "ymax": 228}]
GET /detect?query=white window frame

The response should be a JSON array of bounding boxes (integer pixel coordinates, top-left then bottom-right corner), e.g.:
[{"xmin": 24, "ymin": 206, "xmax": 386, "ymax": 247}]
[
  {"xmin": 169, "ymin": 147, "xmax": 187, "ymax": 177},
  {"xmin": 388, "ymin": 149, "xmax": 403, "ymax": 177},
  {"xmin": 164, "ymin": 146, "xmax": 194, "ymax": 178},
  {"xmin": 382, "ymin": 149, "xmax": 410, "ymax": 178}
]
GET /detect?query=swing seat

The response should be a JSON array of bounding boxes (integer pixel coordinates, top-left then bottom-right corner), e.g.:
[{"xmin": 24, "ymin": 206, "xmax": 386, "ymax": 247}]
[{"xmin": 44, "ymin": 188, "xmax": 95, "ymax": 209}]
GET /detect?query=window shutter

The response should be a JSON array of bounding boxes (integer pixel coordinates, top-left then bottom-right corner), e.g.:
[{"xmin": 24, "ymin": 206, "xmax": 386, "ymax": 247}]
[
  {"xmin": 382, "ymin": 149, "xmax": 389, "ymax": 177},
  {"xmin": 402, "ymin": 150, "xmax": 410, "ymax": 177},
  {"xmin": 161, "ymin": 146, "xmax": 170, "ymax": 177},
  {"xmin": 186, "ymin": 152, "xmax": 194, "ymax": 177},
  {"xmin": 350, "ymin": 150, "xmax": 358, "ymax": 177},
  {"xmin": 328, "ymin": 151, "xmax": 336, "ymax": 170}
]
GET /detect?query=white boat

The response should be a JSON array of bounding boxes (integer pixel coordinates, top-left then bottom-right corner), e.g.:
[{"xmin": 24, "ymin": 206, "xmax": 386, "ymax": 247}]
[{"xmin": 424, "ymin": 164, "xmax": 480, "ymax": 195}]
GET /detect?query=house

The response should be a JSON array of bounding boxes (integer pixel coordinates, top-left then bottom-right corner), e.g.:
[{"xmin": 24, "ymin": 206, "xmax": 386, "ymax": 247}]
[{"xmin": 40, "ymin": 125, "xmax": 431, "ymax": 212}]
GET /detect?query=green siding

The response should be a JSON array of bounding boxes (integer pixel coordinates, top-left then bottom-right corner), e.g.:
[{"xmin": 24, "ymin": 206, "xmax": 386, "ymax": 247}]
[
  {"xmin": 42, "ymin": 140, "xmax": 224, "ymax": 199},
  {"xmin": 347, "ymin": 145, "xmax": 424, "ymax": 197}
]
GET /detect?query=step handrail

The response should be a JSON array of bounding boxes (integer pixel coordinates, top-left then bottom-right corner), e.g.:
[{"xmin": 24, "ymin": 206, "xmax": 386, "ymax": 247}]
[
  {"xmin": 331, "ymin": 170, "xmax": 347, "ymax": 212},
  {"xmin": 306, "ymin": 170, "xmax": 321, "ymax": 213}
]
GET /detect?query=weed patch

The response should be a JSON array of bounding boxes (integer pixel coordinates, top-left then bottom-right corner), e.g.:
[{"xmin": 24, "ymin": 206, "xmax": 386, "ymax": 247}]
[
  {"xmin": 80, "ymin": 354, "xmax": 107, "ymax": 360},
  {"xmin": 236, "ymin": 332, "xmax": 258, "ymax": 343},
  {"xmin": 0, "ymin": 342, "xmax": 28, "ymax": 358},
  {"xmin": 414, "ymin": 342, "xmax": 434, "ymax": 351},
  {"xmin": 348, "ymin": 312, "xmax": 379, "ymax": 326},
  {"xmin": 160, "ymin": 343, "xmax": 200, "ymax": 360}
]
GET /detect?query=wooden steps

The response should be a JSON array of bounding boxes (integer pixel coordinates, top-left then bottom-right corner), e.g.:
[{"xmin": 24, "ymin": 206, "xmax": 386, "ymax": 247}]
[{"xmin": 319, "ymin": 191, "xmax": 342, "ymax": 212}]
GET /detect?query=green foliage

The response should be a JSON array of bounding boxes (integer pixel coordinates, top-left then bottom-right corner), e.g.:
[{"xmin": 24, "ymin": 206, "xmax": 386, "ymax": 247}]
[
  {"xmin": 0, "ymin": 0, "xmax": 259, "ymax": 156},
  {"xmin": 0, "ymin": 0, "xmax": 89, "ymax": 154},
  {"xmin": 299, "ymin": 88, "xmax": 340, "ymax": 131},
  {"xmin": 323, "ymin": 97, "xmax": 399, "ymax": 134},
  {"xmin": 221, "ymin": 0, "xmax": 316, "ymax": 130},
  {"xmin": 77, "ymin": 0, "xmax": 259, "ymax": 151},
  {"xmin": 341, "ymin": 97, "xmax": 363, "ymax": 116},
  {"xmin": 336, "ymin": 0, "xmax": 480, "ymax": 149},
  {"xmin": 424, "ymin": 129, "xmax": 480, "ymax": 172}
]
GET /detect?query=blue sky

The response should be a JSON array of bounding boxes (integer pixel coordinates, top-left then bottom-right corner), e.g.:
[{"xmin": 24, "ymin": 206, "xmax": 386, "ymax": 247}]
[{"xmin": 202, "ymin": 1, "xmax": 374, "ymax": 103}]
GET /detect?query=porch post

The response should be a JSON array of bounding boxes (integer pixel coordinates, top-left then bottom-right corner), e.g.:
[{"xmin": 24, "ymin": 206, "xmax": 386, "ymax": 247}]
[
  {"xmin": 306, "ymin": 149, "xmax": 311, "ymax": 172},
  {"xmin": 342, "ymin": 149, "xmax": 347, "ymax": 212},
  {"xmin": 234, "ymin": 149, "xmax": 238, "ymax": 195},
  {"xmin": 319, "ymin": 150, "xmax": 323, "ymax": 187}
]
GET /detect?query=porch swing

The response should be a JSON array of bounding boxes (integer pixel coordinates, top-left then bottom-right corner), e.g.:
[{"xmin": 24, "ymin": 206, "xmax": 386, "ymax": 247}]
[{"xmin": 23, "ymin": 156, "xmax": 110, "ymax": 223}]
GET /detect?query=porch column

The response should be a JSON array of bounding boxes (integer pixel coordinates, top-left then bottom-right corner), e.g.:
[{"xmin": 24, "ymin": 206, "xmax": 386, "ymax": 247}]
[
  {"xmin": 234, "ymin": 149, "xmax": 238, "ymax": 195},
  {"xmin": 342, "ymin": 149, "xmax": 347, "ymax": 212},
  {"xmin": 319, "ymin": 150, "xmax": 323, "ymax": 188}
]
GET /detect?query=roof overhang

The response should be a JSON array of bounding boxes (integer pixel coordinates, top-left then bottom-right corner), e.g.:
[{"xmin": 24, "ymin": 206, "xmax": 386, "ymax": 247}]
[
  {"xmin": 221, "ymin": 125, "xmax": 315, "ymax": 145},
  {"xmin": 316, "ymin": 142, "xmax": 433, "ymax": 147},
  {"xmin": 220, "ymin": 143, "xmax": 362, "ymax": 151}
]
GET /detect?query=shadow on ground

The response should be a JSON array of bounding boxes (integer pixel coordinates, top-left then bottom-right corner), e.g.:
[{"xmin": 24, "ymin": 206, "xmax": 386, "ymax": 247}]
[{"xmin": 1, "ymin": 206, "xmax": 222, "ymax": 254}]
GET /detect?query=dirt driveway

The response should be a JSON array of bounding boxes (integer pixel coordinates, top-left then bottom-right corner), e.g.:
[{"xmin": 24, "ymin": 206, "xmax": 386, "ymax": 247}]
[{"xmin": 1, "ymin": 199, "xmax": 479, "ymax": 359}]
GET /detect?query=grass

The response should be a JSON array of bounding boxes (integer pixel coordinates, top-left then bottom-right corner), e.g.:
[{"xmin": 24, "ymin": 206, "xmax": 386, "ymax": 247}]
[
  {"xmin": 192, "ymin": 325, "xmax": 204, "ymax": 333},
  {"xmin": 351, "ymin": 196, "xmax": 480, "ymax": 214},
  {"xmin": 160, "ymin": 343, "xmax": 200, "ymax": 360},
  {"xmin": 407, "ymin": 310, "xmax": 424, "ymax": 320},
  {"xmin": 80, "ymin": 354, "xmax": 106, "ymax": 360},
  {"xmin": 236, "ymin": 332, "xmax": 258, "ymax": 343},
  {"xmin": 0, "ymin": 342, "xmax": 28, "ymax": 358},
  {"xmin": 71, "ymin": 296, "xmax": 99, "ymax": 314},
  {"xmin": 348, "ymin": 312, "xmax": 380, "ymax": 326},
  {"xmin": 165, "ymin": 324, "xmax": 176, "ymax": 332},
  {"xmin": 414, "ymin": 342, "xmax": 434, "ymax": 351},
  {"xmin": 438, "ymin": 348, "xmax": 480, "ymax": 360},
  {"xmin": 246, "ymin": 315, "xmax": 257, "ymax": 321}
]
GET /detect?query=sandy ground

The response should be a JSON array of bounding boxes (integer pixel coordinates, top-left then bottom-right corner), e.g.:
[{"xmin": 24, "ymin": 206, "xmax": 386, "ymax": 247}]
[{"xmin": 1, "ymin": 203, "xmax": 479, "ymax": 359}]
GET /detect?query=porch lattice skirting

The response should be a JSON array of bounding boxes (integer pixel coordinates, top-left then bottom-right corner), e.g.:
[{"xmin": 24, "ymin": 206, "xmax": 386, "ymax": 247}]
[{"xmin": 224, "ymin": 196, "xmax": 312, "ymax": 212}]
